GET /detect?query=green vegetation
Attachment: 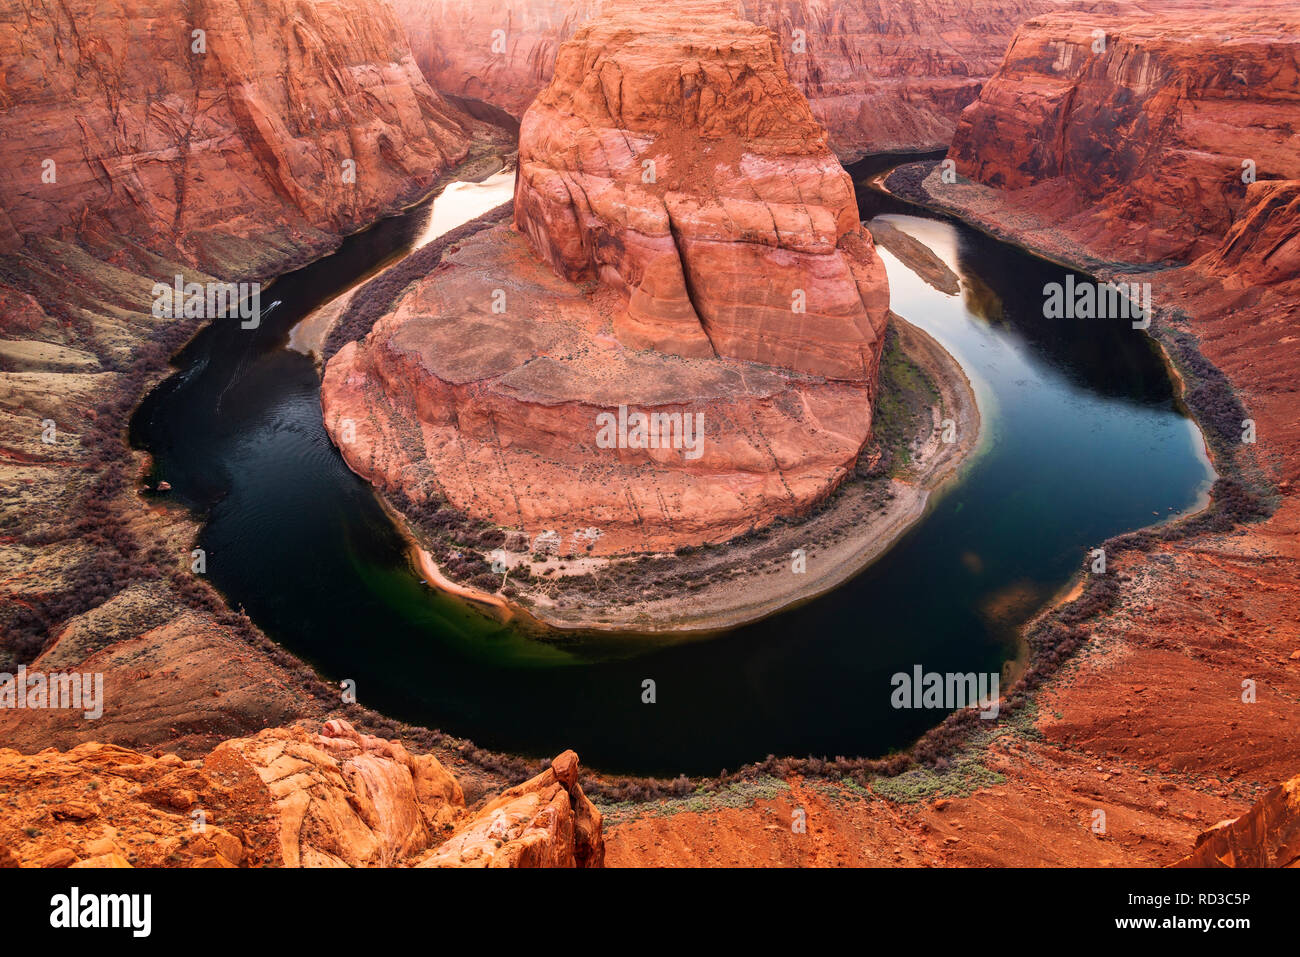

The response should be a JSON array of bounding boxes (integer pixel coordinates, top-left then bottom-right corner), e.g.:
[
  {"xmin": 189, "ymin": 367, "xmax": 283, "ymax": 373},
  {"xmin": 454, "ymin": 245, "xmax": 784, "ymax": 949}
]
[
  {"xmin": 867, "ymin": 758, "xmax": 1006, "ymax": 804},
  {"xmin": 864, "ymin": 325, "xmax": 941, "ymax": 476},
  {"xmin": 595, "ymin": 775, "xmax": 789, "ymax": 825}
]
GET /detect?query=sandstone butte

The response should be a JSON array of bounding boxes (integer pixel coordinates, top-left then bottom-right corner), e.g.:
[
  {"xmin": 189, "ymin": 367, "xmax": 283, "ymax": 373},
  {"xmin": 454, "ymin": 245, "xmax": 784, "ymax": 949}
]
[
  {"xmin": 321, "ymin": 0, "xmax": 892, "ymax": 556},
  {"xmin": 0, "ymin": 720, "xmax": 604, "ymax": 868},
  {"xmin": 392, "ymin": 0, "xmax": 1067, "ymax": 161},
  {"xmin": 3, "ymin": 0, "xmax": 1299, "ymax": 872}
]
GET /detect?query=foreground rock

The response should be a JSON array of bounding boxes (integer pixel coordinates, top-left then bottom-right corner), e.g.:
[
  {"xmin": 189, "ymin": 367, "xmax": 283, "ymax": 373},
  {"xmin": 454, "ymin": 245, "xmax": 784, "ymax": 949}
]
[
  {"xmin": 1175, "ymin": 774, "xmax": 1300, "ymax": 867},
  {"xmin": 392, "ymin": 0, "xmax": 1063, "ymax": 161},
  {"xmin": 323, "ymin": 0, "xmax": 890, "ymax": 556},
  {"xmin": 0, "ymin": 720, "xmax": 602, "ymax": 867},
  {"xmin": 418, "ymin": 749, "xmax": 604, "ymax": 866}
]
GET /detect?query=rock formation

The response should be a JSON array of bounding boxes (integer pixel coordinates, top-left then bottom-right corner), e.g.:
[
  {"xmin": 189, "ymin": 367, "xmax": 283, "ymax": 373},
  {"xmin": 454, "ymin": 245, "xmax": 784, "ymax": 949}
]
[
  {"xmin": 947, "ymin": 7, "xmax": 1300, "ymax": 263},
  {"xmin": 392, "ymin": 0, "xmax": 1063, "ymax": 161},
  {"xmin": 0, "ymin": 0, "xmax": 471, "ymax": 268},
  {"xmin": 418, "ymin": 748, "xmax": 604, "ymax": 866},
  {"xmin": 1175, "ymin": 773, "xmax": 1300, "ymax": 867},
  {"xmin": 322, "ymin": 0, "xmax": 890, "ymax": 555},
  {"xmin": 0, "ymin": 720, "xmax": 603, "ymax": 867}
]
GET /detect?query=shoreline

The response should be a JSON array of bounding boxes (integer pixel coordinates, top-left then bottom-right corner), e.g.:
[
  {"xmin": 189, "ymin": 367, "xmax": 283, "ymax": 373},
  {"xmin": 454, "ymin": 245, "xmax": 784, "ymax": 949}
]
[
  {"xmin": 398, "ymin": 313, "xmax": 982, "ymax": 635},
  {"xmin": 885, "ymin": 161, "xmax": 1226, "ymax": 663},
  {"xmin": 288, "ymin": 156, "xmax": 514, "ymax": 358}
]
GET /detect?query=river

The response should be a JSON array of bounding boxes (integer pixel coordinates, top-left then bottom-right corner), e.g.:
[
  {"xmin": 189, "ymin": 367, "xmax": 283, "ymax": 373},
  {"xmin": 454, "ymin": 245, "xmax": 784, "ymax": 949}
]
[{"xmin": 130, "ymin": 155, "xmax": 1213, "ymax": 776}]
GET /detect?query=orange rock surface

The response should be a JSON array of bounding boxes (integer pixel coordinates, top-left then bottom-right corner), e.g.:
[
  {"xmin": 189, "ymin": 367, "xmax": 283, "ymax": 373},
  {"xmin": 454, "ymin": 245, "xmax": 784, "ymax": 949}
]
[
  {"xmin": 393, "ymin": 0, "xmax": 1062, "ymax": 161},
  {"xmin": 948, "ymin": 7, "xmax": 1300, "ymax": 263},
  {"xmin": 0, "ymin": 0, "xmax": 470, "ymax": 266},
  {"xmin": 0, "ymin": 720, "xmax": 602, "ymax": 868},
  {"xmin": 322, "ymin": 0, "xmax": 889, "ymax": 555},
  {"xmin": 1176, "ymin": 774, "xmax": 1300, "ymax": 867}
]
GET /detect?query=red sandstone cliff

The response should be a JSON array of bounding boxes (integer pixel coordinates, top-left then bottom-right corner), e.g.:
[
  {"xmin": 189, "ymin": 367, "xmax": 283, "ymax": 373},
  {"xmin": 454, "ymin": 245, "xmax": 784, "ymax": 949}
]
[
  {"xmin": 392, "ymin": 0, "xmax": 1065, "ymax": 161},
  {"xmin": 0, "ymin": 0, "xmax": 482, "ymax": 748},
  {"xmin": 0, "ymin": 0, "xmax": 472, "ymax": 267},
  {"xmin": 947, "ymin": 7, "xmax": 1300, "ymax": 263},
  {"xmin": 321, "ymin": 0, "xmax": 889, "ymax": 556}
]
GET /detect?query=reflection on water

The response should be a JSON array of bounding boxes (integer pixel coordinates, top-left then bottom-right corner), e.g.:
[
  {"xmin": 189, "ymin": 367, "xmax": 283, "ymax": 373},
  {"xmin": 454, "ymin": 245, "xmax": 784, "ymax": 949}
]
[
  {"xmin": 131, "ymin": 163, "xmax": 1213, "ymax": 776},
  {"xmin": 414, "ymin": 169, "xmax": 515, "ymax": 248}
]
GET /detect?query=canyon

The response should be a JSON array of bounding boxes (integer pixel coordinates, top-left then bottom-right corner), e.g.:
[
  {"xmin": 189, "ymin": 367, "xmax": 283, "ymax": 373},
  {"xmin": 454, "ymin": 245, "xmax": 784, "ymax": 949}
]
[
  {"xmin": 321, "ymin": 0, "xmax": 893, "ymax": 559},
  {"xmin": 391, "ymin": 0, "xmax": 1066, "ymax": 161},
  {"xmin": 0, "ymin": 0, "xmax": 1296, "ymax": 873}
]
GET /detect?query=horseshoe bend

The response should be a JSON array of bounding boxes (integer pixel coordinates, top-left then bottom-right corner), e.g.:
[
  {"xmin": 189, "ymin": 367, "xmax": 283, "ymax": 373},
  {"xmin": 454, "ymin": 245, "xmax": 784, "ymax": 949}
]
[
  {"xmin": 0, "ymin": 0, "xmax": 1298, "ymax": 889},
  {"xmin": 318, "ymin": 0, "xmax": 965, "ymax": 631}
]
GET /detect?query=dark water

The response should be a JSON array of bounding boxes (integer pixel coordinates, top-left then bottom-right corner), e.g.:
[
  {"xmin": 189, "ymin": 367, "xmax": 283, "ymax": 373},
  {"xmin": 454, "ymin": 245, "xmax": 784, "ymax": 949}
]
[{"xmin": 131, "ymin": 159, "xmax": 1212, "ymax": 776}]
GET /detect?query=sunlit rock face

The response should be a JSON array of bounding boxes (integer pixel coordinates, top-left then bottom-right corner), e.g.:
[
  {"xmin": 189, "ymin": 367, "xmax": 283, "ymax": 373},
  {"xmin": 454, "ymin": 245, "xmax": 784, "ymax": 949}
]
[{"xmin": 322, "ymin": 0, "xmax": 890, "ymax": 555}]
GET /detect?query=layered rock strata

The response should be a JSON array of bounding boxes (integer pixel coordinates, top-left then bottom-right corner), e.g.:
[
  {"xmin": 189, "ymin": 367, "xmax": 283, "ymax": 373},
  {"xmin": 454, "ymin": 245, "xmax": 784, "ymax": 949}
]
[
  {"xmin": 391, "ymin": 0, "xmax": 1064, "ymax": 161},
  {"xmin": 323, "ymin": 0, "xmax": 890, "ymax": 555},
  {"xmin": 947, "ymin": 8, "xmax": 1300, "ymax": 263},
  {"xmin": 0, "ymin": 0, "xmax": 471, "ymax": 266},
  {"xmin": 0, "ymin": 0, "xmax": 480, "ymax": 744}
]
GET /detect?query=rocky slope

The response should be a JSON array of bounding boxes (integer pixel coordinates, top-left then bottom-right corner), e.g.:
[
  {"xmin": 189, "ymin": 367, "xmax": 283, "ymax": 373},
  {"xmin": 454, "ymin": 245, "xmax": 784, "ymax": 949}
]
[
  {"xmin": 0, "ymin": 720, "xmax": 603, "ymax": 867},
  {"xmin": 322, "ymin": 0, "xmax": 890, "ymax": 556},
  {"xmin": 0, "ymin": 0, "xmax": 483, "ymax": 750},
  {"xmin": 392, "ymin": 0, "xmax": 1064, "ymax": 161}
]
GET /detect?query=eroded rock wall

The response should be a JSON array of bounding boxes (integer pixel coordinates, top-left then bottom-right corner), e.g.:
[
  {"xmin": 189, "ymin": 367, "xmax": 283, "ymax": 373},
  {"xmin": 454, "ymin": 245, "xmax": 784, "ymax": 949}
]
[{"xmin": 947, "ymin": 8, "xmax": 1300, "ymax": 263}]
